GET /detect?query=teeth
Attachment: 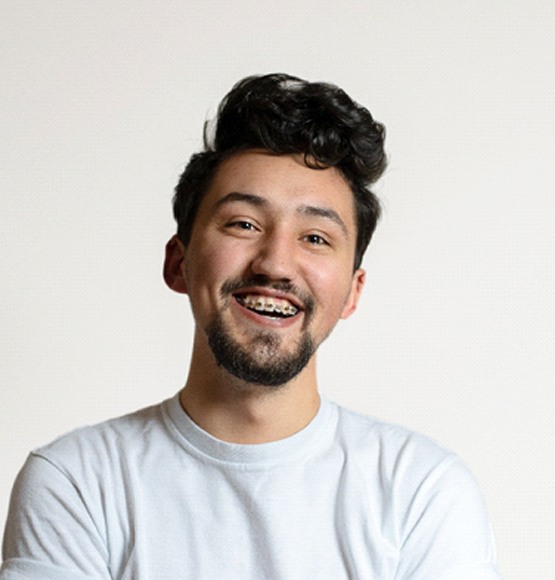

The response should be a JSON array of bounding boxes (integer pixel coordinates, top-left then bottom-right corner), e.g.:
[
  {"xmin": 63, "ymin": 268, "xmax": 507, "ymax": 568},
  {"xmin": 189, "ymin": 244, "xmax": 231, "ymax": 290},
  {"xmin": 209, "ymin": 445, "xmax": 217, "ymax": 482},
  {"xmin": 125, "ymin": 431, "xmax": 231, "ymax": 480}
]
[{"xmin": 239, "ymin": 295, "xmax": 299, "ymax": 317}]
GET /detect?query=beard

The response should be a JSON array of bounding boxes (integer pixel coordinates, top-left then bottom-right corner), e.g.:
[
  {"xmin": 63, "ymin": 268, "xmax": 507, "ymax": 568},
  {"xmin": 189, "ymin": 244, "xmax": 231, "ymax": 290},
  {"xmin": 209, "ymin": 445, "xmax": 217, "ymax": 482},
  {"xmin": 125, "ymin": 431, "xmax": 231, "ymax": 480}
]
[
  {"xmin": 206, "ymin": 315, "xmax": 315, "ymax": 388},
  {"xmin": 204, "ymin": 276, "xmax": 317, "ymax": 387}
]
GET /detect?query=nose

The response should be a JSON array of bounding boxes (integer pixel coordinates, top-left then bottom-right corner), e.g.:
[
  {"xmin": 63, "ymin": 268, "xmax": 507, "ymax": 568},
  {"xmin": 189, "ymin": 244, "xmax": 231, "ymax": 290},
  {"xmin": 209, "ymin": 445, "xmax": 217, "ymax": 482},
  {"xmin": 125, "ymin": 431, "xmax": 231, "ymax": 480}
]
[{"xmin": 250, "ymin": 231, "xmax": 297, "ymax": 282}]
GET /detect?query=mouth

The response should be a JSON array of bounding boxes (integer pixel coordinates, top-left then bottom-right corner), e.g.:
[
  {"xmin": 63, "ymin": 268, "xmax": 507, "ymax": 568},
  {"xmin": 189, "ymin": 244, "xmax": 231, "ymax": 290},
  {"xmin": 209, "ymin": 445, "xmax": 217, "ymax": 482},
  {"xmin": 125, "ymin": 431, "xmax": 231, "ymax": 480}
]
[{"xmin": 234, "ymin": 293, "xmax": 301, "ymax": 319}]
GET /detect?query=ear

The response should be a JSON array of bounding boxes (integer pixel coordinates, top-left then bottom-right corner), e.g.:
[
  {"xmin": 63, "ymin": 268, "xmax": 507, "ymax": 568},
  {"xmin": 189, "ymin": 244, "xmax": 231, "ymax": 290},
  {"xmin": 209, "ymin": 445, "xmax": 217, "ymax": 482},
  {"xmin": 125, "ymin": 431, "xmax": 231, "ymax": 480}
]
[
  {"xmin": 340, "ymin": 268, "xmax": 366, "ymax": 319},
  {"xmin": 163, "ymin": 235, "xmax": 188, "ymax": 294}
]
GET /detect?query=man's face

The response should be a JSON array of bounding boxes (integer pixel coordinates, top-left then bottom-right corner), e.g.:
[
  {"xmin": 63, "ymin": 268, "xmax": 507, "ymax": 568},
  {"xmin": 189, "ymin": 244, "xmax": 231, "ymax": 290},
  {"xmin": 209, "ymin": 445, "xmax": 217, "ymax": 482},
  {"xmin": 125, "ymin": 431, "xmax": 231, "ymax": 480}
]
[{"xmin": 178, "ymin": 150, "xmax": 365, "ymax": 387}]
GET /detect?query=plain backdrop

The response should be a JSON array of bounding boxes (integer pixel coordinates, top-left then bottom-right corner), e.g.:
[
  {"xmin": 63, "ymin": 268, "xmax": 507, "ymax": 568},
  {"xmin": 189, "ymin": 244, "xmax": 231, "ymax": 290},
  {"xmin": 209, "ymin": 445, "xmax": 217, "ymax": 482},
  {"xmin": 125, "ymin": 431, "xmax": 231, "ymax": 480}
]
[{"xmin": 1, "ymin": 1, "xmax": 553, "ymax": 578}]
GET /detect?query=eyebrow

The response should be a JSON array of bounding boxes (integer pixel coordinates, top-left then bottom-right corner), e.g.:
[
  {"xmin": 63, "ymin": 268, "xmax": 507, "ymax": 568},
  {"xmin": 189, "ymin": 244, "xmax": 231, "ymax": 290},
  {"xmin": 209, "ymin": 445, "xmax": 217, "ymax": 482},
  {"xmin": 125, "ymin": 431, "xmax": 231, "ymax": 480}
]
[
  {"xmin": 297, "ymin": 204, "xmax": 349, "ymax": 237},
  {"xmin": 214, "ymin": 191, "xmax": 268, "ymax": 209},
  {"xmin": 214, "ymin": 191, "xmax": 349, "ymax": 237}
]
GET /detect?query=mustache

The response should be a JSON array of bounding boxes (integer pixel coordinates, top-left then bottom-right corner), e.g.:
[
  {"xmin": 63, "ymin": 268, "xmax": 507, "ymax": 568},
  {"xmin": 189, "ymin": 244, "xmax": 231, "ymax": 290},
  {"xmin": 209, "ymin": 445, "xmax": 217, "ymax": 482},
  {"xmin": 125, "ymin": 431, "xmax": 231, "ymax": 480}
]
[{"xmin": 220, "ymin": 276, "xmax": 315, "ymax": 315}]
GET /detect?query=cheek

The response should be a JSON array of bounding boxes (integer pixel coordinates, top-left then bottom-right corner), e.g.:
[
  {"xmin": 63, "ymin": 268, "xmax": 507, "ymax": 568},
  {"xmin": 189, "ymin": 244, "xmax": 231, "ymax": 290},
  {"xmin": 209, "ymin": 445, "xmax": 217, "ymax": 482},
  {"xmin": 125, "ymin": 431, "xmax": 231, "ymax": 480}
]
[
  {"xmin": 186, "ymin": 239, "xmax": 248, "ymax": 297},
  {"xmin": 309, "ymin": 265, "xmax": 355, "ymax": 320}
]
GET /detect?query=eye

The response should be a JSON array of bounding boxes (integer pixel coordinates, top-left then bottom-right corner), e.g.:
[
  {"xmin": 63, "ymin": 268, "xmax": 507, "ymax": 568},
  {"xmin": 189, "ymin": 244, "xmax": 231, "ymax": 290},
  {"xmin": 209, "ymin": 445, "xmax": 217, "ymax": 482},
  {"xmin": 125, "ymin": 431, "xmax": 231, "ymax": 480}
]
[
  {"xmin": 226, "ymin": 220, "xmax": 258, "ymax": 231},
  {"xmin": 305, "ymin": 233, "xmax": 329, "ymax": 246},
  {"xmin": 223, "ymin": 219, "xmax": 261, "ymax": 237}
]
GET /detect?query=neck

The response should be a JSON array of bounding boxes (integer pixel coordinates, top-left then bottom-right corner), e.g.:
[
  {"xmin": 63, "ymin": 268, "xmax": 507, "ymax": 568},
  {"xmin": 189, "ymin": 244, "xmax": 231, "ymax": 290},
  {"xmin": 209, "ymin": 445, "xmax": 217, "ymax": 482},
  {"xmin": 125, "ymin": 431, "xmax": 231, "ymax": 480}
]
[{"xmin": 179, "ymin": 347, "xmax": 320, "ymax": 444}]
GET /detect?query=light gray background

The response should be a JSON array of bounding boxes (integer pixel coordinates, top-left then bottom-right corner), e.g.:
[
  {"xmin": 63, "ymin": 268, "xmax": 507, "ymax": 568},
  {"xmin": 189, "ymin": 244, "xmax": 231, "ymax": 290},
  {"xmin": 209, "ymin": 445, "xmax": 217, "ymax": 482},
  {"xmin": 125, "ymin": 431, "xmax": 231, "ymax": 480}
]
[{"xmin": 1, "ymin": 2, "xmax": 553, "ymax": 578}]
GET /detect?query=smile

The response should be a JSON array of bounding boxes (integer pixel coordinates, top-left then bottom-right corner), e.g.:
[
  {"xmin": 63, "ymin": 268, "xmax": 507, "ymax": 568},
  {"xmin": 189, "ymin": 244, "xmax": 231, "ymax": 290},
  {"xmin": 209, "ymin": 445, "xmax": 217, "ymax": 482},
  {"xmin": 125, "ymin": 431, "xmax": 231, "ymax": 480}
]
[{"xmin": 235, "ymin": 294, "xmax": 300, "ymax": 318}]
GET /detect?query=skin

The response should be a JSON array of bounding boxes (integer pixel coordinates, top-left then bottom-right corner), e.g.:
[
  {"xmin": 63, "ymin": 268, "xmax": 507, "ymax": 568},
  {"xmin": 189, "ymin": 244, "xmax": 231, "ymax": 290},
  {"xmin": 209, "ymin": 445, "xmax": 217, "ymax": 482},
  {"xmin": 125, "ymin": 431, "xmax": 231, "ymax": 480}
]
[{"xmin": 164, "ymin": 150, "xmax": 365, "ymax": 443}]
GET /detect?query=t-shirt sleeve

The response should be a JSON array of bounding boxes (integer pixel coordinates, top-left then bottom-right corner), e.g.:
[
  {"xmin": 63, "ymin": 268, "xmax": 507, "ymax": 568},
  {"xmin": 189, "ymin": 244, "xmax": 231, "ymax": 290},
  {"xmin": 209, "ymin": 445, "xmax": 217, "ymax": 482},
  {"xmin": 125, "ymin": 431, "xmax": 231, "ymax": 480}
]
[
  {"xmin": 395, "ymin": 456, "xmax": 502, "ymax": 580},
  {"xmin": 1, "ymin": 453, "xmax": 111, "ymax": 580}
]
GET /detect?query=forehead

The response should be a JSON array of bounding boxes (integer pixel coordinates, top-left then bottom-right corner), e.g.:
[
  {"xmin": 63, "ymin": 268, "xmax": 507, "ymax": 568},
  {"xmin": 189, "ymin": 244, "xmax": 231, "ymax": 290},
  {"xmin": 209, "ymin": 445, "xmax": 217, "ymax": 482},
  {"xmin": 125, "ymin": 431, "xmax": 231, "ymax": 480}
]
[{"xmin": 200, "ymin": 150, "xmax": 357, "ymax": 227}]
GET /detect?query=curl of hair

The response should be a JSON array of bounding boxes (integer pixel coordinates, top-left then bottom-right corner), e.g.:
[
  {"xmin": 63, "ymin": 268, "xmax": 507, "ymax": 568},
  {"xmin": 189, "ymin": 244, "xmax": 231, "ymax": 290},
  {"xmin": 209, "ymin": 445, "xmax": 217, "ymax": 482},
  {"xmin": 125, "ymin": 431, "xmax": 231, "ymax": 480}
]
[{"xmin": 173, "ymin": 73, "xmax": 386, "ymax": 269}]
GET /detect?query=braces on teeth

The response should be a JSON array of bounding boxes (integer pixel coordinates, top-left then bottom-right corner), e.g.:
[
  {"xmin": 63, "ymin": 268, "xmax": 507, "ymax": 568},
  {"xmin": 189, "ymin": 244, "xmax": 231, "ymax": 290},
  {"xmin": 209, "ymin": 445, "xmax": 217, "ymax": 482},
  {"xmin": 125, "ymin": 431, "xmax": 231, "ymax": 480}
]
[{"xmin": 238, "ymin": 295, "xmax": 299, "ymax": 317}]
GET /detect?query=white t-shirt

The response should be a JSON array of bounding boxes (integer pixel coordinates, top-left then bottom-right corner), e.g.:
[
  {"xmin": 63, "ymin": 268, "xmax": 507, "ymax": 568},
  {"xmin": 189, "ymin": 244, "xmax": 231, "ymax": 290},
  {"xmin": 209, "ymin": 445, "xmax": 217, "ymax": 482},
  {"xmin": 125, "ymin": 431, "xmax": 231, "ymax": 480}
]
[{"xmin": 1, "ymin": 394, "xmax": 501, "ymax": 579}]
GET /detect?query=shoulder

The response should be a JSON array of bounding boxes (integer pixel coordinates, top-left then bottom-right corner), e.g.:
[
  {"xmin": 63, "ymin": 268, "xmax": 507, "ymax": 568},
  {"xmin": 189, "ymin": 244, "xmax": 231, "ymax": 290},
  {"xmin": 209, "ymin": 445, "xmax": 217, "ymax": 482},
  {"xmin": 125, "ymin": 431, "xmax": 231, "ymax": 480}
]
[
  {"xmin": 328, "ymin": 400, "xmax": 486, "ymax": 506},
  {"xmin": 331, "ymin": 401, "xmax": 455, "ymax": 468},
  {"xmin": 29, "ymin": 396, "xmax": 174, "ymax": 479},
  {"xmin": 0, "ymin": 402, "xmax": 172, "ymax": 580},
  {"xmin": 329, "ymin": 401, "xmax": 498, "ymax": 573}
]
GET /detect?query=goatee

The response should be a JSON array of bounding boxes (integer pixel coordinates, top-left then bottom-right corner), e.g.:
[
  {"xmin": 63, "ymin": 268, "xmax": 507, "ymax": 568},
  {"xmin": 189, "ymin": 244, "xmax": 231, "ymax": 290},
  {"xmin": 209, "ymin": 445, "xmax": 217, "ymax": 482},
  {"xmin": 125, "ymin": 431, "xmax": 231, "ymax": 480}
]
[
  {"xmin": 206, "ymin": 317, "xmax": 315, "ymax": 388},
  {"xmin": 205, "ymin": 275, "xmax": 317, "ymax": 387}
]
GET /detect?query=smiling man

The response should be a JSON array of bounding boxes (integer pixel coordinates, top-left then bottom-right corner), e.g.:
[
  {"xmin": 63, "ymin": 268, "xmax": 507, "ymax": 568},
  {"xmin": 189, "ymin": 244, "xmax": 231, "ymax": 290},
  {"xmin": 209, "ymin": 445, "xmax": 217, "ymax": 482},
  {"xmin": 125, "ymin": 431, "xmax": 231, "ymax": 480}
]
[
  {"xmin": 1, "ymin": 74, "xmax": 501, "ymax": 579},
  {"xmin": 164, "ymin": 149, "xmax": 366, "ymax": 442}
]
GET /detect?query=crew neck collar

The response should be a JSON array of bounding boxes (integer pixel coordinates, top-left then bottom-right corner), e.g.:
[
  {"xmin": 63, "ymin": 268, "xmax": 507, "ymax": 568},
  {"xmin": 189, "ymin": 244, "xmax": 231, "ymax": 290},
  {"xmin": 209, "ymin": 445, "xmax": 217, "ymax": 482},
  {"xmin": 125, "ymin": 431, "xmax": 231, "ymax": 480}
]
[{"xmin": 163, "ymin": 392, "xmax": 335, "ymax": 468}]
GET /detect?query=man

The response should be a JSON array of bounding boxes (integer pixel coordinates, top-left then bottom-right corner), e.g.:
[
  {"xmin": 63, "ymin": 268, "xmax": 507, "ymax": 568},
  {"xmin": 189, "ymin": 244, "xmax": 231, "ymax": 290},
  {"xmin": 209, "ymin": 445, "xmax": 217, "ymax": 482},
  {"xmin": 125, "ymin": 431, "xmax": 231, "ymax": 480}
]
[{"xmin": 1, "ymin": 74, "xmax": 501, "ymax": 579}]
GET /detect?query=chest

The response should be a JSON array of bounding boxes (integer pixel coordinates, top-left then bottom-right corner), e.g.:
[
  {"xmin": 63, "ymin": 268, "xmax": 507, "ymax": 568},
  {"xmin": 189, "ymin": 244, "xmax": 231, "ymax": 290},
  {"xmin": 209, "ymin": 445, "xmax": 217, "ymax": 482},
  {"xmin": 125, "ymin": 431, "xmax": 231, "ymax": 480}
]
[{"xmin": 102, "ymin": 452, "xmax": 399, "ymax": 579}]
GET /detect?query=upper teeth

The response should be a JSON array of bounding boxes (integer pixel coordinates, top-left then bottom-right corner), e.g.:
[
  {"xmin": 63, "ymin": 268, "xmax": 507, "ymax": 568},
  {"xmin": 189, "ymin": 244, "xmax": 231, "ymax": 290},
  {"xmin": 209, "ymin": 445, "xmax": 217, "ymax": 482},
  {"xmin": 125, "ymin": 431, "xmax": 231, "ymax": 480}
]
[{"xmin": 239, "ymin": 295, "xmax": 299, "ymax": 316}]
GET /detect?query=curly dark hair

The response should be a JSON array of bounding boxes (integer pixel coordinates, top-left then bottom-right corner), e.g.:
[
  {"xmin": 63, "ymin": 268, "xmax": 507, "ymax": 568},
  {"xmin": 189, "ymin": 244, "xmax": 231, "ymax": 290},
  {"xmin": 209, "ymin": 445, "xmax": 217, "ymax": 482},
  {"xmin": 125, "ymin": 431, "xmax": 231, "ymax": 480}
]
[{"xmin": 172, "ymin": 73, "xmax": 386, "ymax": 270}]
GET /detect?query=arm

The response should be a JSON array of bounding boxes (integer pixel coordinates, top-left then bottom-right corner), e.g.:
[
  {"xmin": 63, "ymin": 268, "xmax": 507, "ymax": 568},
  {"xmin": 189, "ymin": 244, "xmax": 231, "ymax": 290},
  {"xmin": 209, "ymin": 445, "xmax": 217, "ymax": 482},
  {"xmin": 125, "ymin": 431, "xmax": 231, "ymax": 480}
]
[
  {"xmin": 1, "ymin": 453, "xmax": 111, "ymax": 580},
  {"xmin": 395, "ymin": 456, "xmax": 502, "ymax": 580}
]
